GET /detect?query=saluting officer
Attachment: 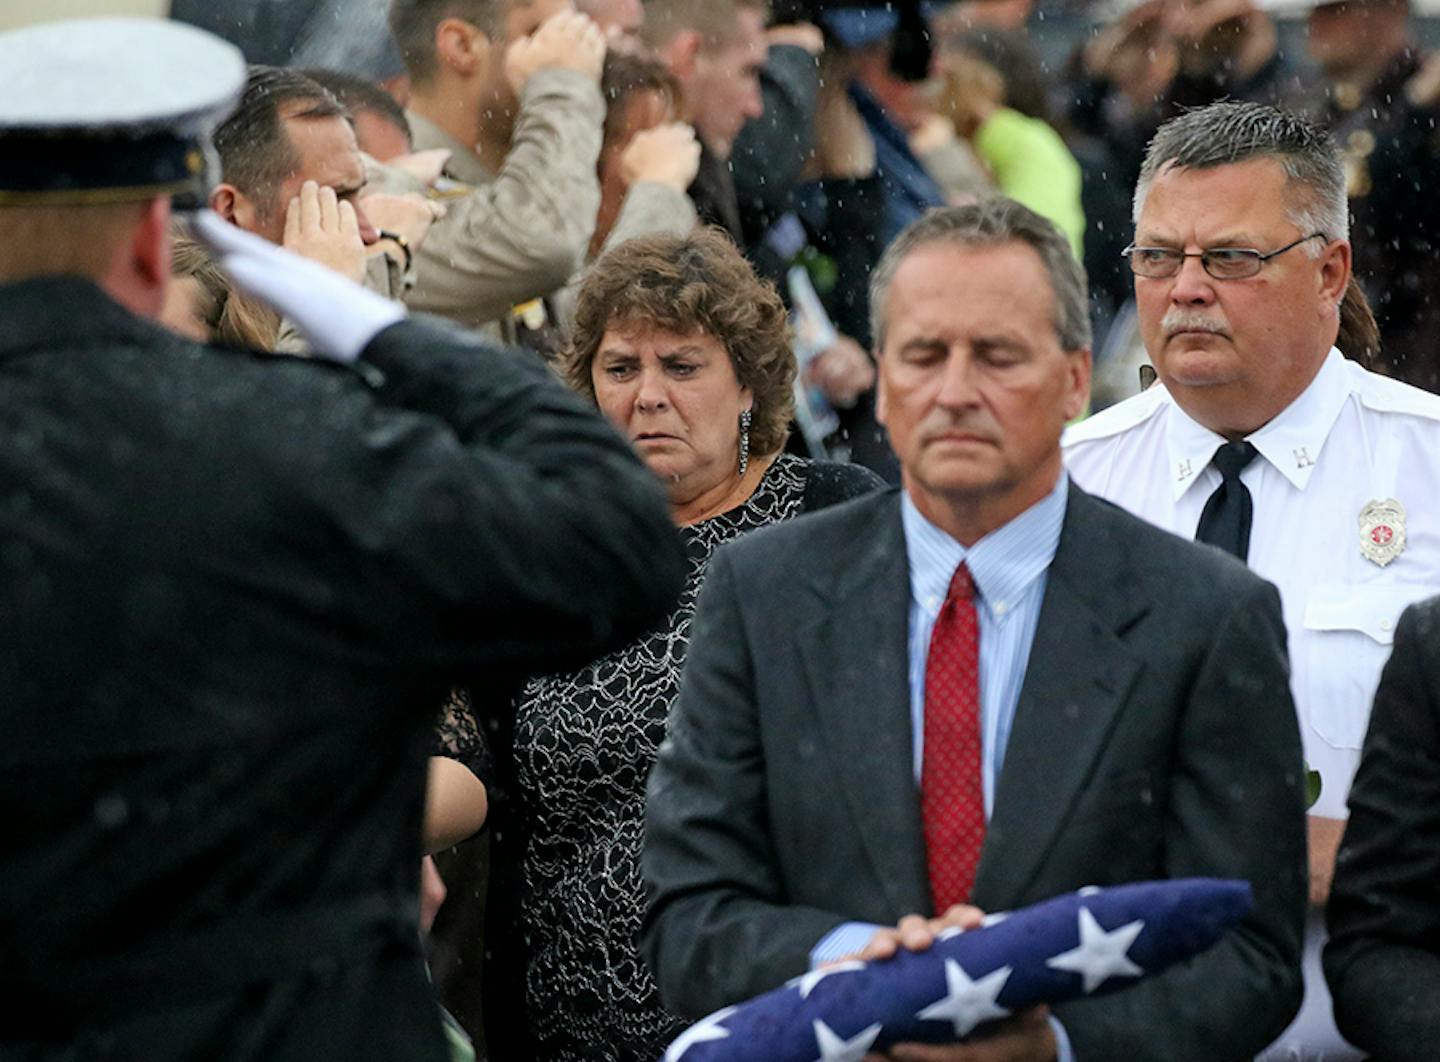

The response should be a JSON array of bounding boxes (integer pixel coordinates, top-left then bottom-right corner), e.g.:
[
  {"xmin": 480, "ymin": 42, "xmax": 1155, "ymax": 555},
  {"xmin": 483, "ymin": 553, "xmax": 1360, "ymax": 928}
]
[
  {"xmin": 1064, "ymin": 102, "xmax": 1440, "ymax": 1061},
  {"xmin": 0, "ymin": 16, "xmax": 682, "ymax": 1062}
]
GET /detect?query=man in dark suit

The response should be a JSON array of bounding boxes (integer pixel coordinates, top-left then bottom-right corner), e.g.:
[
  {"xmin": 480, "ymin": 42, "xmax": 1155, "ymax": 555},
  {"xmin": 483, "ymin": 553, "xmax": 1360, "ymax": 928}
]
[
  {"xmin": 1326, "ymin": 595, "xmax": 1440, "ymax": 1057},
  {"xmin": 641, "ymin": 199, "xmax": 1307, "ymax": 1060},
  {"xmin": 0, "ymin": 17, "xmax": 683, "ymax": 1062}
]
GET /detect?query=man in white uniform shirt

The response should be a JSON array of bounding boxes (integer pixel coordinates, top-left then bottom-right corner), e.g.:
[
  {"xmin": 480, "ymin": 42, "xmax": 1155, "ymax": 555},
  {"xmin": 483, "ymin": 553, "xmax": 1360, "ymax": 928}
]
[{"xmin": 1064, "ymin": 100, "xmax": 1440, "ymax": 1059}]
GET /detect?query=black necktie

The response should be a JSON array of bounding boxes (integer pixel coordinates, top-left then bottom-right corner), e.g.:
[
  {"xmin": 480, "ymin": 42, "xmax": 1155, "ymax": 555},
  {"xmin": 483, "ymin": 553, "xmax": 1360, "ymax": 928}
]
[{"xmin": 1195, "ymin": 441, "xmax": 1259, "ymax": 561}]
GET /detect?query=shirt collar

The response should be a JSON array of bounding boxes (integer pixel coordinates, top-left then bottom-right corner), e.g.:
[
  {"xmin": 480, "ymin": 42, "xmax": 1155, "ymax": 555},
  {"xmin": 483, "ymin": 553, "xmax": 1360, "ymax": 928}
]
[
  {"xmin": 1164, "ymin": 347, "xmax": 1351, "ymax": 500},
  {"xmin": 901, "ymin": 471, "xmax": 1068, "ymax": 619}
]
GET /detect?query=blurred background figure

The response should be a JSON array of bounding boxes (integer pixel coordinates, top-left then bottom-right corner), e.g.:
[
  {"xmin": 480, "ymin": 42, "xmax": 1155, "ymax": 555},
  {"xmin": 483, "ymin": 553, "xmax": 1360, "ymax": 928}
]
[
  {"xmin": 576, "ymin": 0, "xmax": 643, "ymax": 44},
  {"xmin": 386, "ymin": 3, "xmax": 608, "ymax": 346},
  {"xmin": 644, "ymin": 0, "xmax": 768, "ymax": 241},
  {"xmin": 210, "ymin": 66, "xmax": 434, "ymax": 300},
  {"xmin": 173, "ymin": 0, "xmax": 412, "ymax": 99},
  {"xmin": 1300, "ymin": 0, "xmax": 1440, "ymax": 392},
  {"xmin": 926, "ymin": 38, "xmax": 1086, "ymax": 254},
  {"xmin": 547, "ymin": 52, "xmax": 700, "ymax": 336},
  {"xmin": 816, "ymin": 5, "xmax": 947, "ymax": 247},
  {"xmin": 304, "ymin": 67, "xmax": 415, "ymax": 160}
]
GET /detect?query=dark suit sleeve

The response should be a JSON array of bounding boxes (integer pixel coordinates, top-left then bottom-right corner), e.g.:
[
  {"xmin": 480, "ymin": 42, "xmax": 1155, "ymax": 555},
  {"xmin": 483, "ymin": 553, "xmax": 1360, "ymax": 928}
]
[
  {"xmin": 641, "ymin": 548, "xmax": 849, "ymax": 1018},
  {"xmin": 1325, "ymin": 599, "xmax": 1440, "ymax": 1059},
  {"xmin": 1056, "ymin": 577, "xmax": 1307, "ymax": 1060},
  {"xmin": 274, "ymin": 316, "xmax": 685, "ymax": 680}
]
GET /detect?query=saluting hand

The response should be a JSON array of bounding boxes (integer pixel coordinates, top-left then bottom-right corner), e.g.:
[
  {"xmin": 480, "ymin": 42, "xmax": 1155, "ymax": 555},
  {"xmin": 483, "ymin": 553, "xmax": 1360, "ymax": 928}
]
[
  {"xmin": 620, "ymin": 122, "xmax": 702, "ymax": 193},
  {"xmin": 504, "ymin": 10, "xmax": 607, "ymax": 94},
  {"xmin": 361, "ymin": 192, "xmax": 445, "ymax": 256},
  {"xmin": 193, "ymin": 210, "xmax": 405, "ymax": 365},
  {"xmin": 283, "ymin": 180, "xmax": 366, "ymax": 284}
]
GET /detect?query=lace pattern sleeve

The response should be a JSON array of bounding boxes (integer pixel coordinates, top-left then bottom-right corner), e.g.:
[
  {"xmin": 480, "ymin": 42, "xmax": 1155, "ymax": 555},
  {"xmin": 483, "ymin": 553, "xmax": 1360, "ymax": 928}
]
[{"xmin": 433, "ymin": 687, "xmax": 494, "ymax": 784}]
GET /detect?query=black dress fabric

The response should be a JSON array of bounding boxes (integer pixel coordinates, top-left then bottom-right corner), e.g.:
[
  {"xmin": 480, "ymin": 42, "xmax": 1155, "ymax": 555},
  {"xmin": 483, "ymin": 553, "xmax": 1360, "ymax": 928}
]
[{"xmin": 437, "ymin": 454, "xmax": 881, "ymax": 1061}]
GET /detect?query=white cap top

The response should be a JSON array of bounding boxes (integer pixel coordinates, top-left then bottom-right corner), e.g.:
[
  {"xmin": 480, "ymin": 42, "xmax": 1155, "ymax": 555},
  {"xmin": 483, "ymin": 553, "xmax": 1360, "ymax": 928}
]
[{"xmin": 0, "ymin": 17, "xmax": 245, "ymax": 136}]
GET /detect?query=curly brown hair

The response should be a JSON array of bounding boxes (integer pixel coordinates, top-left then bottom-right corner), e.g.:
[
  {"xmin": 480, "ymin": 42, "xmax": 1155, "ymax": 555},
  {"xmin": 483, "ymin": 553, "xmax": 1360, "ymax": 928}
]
[{"xmin": 566, "ymin": 227, "xmax": 796, "ymax": 456}]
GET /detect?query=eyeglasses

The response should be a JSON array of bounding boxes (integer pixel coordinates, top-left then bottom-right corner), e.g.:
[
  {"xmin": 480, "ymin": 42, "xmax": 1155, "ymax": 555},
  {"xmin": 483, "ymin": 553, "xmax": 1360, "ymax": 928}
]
[{"xmin": 1122, "ymin": 233, "xmax": 1328, "ymax": 280}]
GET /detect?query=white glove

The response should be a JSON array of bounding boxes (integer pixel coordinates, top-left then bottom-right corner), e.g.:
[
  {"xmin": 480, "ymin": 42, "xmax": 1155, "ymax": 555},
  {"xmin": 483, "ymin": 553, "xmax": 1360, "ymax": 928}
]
[{"xmin": 192, "ymin": 209, "xmax": 406, "ymax": 365}]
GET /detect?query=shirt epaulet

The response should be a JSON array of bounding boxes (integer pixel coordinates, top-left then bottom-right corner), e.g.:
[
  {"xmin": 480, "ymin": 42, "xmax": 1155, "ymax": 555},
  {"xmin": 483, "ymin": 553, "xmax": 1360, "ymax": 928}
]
[
  {"xmin": 1062, "ymin": 385, "xmax": 1168, "ymax": 448},
  {"xmin": 1352, "ymin": 364, "xmax": 1440, "ymax": 425}
]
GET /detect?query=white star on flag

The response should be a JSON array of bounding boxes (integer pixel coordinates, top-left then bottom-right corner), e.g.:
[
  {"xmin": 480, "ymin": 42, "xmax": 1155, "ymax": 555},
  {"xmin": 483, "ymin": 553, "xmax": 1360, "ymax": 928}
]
[
  {"xmin": 1045, "ymin": 907, "xmax": 1145, "ymax": 993},
  {"xmin": 665, "ymin": 1006, "xmax": 737, "ymax": 1061},
  {"xmin": 916, "ymin": 959, "xmax": 1012, "ymax": 1037},
  {"xmin": 812, "ymin": 1019, "xmax": 882, "ymax": 1062},
  {"xmin": 787, "ymin": 960, "xmax": 867, "ymax": 999}
]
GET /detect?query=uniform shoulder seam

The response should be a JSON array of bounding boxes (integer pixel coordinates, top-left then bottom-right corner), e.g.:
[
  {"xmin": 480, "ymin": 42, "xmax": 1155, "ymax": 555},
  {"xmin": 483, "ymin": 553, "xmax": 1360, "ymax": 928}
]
[
  {"xmin": 1063, "ymin": 387, "xmax": 1167, "ymax": 445},
  {"xmin": 1355, "ymin": 382, "xmax": 1440, "ymax": 423}
]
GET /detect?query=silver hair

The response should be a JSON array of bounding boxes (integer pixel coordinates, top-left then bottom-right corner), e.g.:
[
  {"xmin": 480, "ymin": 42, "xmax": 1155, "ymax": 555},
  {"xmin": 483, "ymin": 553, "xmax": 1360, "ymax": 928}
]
[
  {"xmin": 1133, "ymin": 102, "xmax": 1350, "ymax": 252},
  {"xmin": 869, "ymin": 199, "xmax": 1091, "ymax": 352}
]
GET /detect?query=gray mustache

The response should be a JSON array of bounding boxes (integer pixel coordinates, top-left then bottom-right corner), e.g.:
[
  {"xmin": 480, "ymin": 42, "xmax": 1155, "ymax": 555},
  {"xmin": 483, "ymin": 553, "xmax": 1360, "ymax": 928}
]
[{"xmin": 1162, "ymin": 311, "xmax": 1229, "ymax": 337}]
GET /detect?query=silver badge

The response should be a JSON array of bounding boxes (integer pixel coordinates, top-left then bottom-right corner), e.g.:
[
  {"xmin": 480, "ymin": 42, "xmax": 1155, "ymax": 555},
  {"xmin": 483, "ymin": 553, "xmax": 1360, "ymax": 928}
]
[{"xmin": 1359, "ymin": 498, "xmax": 1406, "ymax": 567}]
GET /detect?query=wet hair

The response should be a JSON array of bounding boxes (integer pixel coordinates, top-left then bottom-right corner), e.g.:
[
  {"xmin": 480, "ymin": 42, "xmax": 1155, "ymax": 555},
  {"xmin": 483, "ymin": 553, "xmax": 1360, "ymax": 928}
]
[
  {"xmin": 1134, "ymin": 102, "xmax": 1350, "ymax": 245},
  {"xmin": 1337, "ymin": 277, "xmax": 1380, "ymax": 368},
  {"xmin": 869, "ymin": 199, "xmax": 1090, "ymax": 352},
  {"xmin": 641, "ymin": 0, "xmax": 770, "ymax": 51},
  {"xmin": 944, "ymin": 26, "xmax": 1051, "ymax": 122},
  {"xmin": 170, "ymin": 234, "xmax": 282, "ymax": 351},
  {"xmin": 567, "ymin": 227, "xmax": 797, "ymax": 456},
  {"xmin": 388, "ymin": 0, "xmax": 501, "ymax": 83},
  {"xmin": 214, "ymin": 66, "xmax": 347, "ymax": 210},
  {"xmin": 600, "ymin": 52, "xmax": 682, "ymax": 145},
  {"xmin": 302, "ymin": 68, "xmax": 413, "ymax": 151}
]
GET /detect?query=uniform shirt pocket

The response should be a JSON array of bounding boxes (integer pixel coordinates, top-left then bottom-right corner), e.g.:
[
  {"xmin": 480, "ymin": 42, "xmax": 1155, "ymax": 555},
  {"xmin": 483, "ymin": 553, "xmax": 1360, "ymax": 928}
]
[{"xmin": 1301, "ymin": 582, "xmax": 1432, "ymax": 749}]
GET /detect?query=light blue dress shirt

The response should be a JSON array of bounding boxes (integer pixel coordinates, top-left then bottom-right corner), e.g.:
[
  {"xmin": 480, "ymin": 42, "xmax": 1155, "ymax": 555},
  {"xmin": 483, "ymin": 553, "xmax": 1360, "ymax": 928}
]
[{"xmin": 808, "ymin": 472, "xmax": 1073, "ymax": 1058}]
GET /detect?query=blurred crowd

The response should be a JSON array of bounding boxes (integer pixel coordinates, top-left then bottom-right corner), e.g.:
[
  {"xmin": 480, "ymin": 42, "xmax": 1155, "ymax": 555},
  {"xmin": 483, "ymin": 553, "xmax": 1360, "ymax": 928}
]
[{"xmin": 174, "ymin": 0, "xmax": 1440, "ymax": 421}]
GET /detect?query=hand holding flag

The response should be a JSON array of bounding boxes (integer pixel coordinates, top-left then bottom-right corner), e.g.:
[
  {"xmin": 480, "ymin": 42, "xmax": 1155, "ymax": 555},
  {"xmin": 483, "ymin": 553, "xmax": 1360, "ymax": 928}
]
[{"xmin": 660, "ymin": 878, "xmax": 1254, "ymax": 1062}]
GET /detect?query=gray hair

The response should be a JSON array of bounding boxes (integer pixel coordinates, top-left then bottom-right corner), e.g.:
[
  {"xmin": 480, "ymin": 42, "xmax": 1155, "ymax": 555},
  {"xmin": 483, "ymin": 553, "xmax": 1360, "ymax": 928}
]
[
  {"xmin": 1134, "ymin": 102, "xmax": 1350, "ymax": 249},
  {"xmin": 869, "ymin": 199, "xmax": 1091, "ymax": 352}
]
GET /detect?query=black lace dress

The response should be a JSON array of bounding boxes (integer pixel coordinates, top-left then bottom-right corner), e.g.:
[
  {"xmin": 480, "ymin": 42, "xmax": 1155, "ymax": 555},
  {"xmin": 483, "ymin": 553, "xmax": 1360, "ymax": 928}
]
[{"xmin": 437, "ymin": 454, "xmax": 882, "ymax": 1061}]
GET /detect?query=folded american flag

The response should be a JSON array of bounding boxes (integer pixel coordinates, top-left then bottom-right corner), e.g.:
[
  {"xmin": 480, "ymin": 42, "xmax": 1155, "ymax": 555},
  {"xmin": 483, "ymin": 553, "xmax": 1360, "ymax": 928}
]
[{"xmin": 661, "ymin": 877, "xmax": 1252, "ymax": 1061}]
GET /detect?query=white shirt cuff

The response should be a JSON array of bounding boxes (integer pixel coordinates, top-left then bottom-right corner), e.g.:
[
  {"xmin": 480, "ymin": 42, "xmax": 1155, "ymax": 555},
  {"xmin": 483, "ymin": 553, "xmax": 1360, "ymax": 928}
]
[
  {"xmin": 1050, "ymin": 1014, "xmax": 1074, "ymax": 1062},
  {"xmin": 809, "ymin": 921, "xmax": 882, "ymax": 968}
]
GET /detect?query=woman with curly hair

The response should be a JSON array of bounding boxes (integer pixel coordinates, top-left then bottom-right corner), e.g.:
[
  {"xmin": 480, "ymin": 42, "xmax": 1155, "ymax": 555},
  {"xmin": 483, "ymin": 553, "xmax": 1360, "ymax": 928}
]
[{"xmin": 433, "ymin": 227, "xmax": 882, "ymax": 1061}]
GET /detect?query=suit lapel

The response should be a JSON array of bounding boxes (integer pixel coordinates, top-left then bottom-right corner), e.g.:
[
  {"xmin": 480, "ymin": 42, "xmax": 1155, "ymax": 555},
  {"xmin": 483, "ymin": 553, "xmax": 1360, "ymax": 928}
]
[
  {"xmin": 798, "ymin": 494, "xmax": 931, "ymax": 917},
  {"xmin": 973, "ymin": 486, "xmax": 1149, "ymax": 909}
]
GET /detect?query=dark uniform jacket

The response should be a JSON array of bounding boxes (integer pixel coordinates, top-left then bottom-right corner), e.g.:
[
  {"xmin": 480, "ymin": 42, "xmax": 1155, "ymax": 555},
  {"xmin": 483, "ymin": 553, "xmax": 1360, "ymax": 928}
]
[{"xmin": 0, "ymin": 278, "xmax": 685, "ymax": 1061}]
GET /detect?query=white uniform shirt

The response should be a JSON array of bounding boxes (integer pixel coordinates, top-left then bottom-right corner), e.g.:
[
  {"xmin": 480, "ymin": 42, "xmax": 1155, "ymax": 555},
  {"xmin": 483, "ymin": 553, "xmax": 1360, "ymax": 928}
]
[{"xmin": 1064, "ymin": 349, "xmax": 1440, "ymax": 820}]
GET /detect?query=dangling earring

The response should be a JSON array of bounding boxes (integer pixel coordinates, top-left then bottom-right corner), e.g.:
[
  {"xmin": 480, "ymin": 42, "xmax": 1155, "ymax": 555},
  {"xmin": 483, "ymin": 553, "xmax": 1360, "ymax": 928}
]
[{"xmin": 737, "ymin": 408, "xmax": 752, "ymax": 477}]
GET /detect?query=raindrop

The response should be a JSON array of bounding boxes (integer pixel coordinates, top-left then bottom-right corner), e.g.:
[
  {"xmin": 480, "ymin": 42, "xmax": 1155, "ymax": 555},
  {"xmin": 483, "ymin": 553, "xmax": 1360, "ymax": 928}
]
[{"xmin": 95, "ymin": 794, "xmax": 129, "ymax": 829}]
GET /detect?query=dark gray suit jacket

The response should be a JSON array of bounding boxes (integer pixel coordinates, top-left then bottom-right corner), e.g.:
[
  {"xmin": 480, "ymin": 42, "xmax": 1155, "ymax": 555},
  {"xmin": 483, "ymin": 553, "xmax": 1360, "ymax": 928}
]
[
  {"xmin": 1326, "ymin": 595, "xmax": 1440, "ymax": 1059},
  {"xmin": 641, "ymin": 483, "xmax": 1307, "ymax": 1061}
]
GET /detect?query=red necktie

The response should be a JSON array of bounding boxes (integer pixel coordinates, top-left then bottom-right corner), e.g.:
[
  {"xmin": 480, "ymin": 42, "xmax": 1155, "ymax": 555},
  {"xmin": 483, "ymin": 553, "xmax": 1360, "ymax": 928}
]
[{"xmin": 922, "ymin": 561, "xmax": 985, "ymax": 914}]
